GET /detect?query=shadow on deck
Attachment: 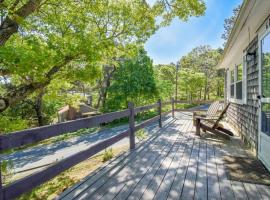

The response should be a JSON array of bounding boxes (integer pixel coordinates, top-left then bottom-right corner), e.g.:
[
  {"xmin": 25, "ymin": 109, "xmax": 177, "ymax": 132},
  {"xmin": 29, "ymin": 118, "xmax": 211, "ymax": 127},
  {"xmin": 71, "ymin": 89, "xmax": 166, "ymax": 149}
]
[{"xmin": 57, "ymin": 112, "xmax": 270, "ymax": 200}]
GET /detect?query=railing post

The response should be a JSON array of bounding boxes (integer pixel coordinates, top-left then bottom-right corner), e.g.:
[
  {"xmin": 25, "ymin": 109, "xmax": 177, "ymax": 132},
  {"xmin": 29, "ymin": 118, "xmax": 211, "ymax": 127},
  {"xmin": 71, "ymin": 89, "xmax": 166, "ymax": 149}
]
[
  {"xmin": 171, "ymin": 97, "xmax": 175, "ymax": 118},
  {"xmin": 0, "ymin": 160, "xmax": 3, "ymax": 200},
  {"xmin": 128, "ymin": 102, "xmax": 135, "ymax": 150},
  {"xmin": 158, "ymin": 99, "xmax": 162, "ymax": 128}
]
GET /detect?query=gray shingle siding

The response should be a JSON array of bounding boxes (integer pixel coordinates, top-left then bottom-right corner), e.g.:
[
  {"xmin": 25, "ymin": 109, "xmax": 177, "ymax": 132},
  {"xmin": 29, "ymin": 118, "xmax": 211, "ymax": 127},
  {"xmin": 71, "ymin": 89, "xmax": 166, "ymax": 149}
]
[{"xmin": 226, "ymin": 37, "xmax": 259, "ymax": 153}]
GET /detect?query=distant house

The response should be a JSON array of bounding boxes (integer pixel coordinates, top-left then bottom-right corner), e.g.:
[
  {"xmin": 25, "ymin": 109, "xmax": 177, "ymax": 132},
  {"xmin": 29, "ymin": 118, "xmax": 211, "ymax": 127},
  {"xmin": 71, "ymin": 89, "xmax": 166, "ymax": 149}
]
[
  {"xmin": 58, "ymin": 104, "xmax": 100, "ymax": 122},
  {"xmin": 218, "ymin": 0, "xmax": 270, "ymax": 170}
]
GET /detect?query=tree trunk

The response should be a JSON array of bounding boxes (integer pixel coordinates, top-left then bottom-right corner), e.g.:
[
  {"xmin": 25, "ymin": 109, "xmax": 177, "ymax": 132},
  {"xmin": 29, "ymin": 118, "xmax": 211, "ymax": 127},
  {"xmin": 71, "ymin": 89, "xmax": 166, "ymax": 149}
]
[
  {"xmin": 34, "ymin": 90, "xmax": 45, "ymax": 126},
  {"xmin": 0, "ymin": 55, "xmax": 74, "ymax": 113},
  {"xmin": 96, "ymin": 65, "xmax": 116, "ymax": 109},
  {"xmin": 0, "ymin": 0, "xmax": 42, "ymax": 46}
]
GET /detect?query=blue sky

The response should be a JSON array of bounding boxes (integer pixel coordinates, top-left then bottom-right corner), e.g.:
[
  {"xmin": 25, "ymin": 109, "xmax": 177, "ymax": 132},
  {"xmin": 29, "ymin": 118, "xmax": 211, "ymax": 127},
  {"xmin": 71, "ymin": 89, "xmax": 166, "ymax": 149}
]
[{"xmin": 145, "ymin": 0, "xmax": 242, "ymax": 65}]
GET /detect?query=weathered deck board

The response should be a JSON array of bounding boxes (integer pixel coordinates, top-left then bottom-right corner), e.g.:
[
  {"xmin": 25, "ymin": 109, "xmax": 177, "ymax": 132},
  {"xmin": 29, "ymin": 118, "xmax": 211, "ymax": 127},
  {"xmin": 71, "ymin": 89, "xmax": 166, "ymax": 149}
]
[
  {"xmin": 230, "ymin": 181, "xmax": 248, "ymax": 200},
  {"xmin": 214, "ymin": 144, "xmax": 235, "ymax": 200},
  {"xmin": 180, "ymin": 138, "xmax": 199, "ymax": 199},
  {"xmin": 139, "ymin": 121, "xmax": 192, "ymax": 200},
  {"xmin": 194, "ymin": 141, "xmax": 207, "ymax": 200},
  {"xmin": 61, "ymin": 129, "xmax": 167, "ymax": 200},
  {"xmin": 167, "ymin": 138, "xmax": 194, "ymax": 199},
  {"xmin": 98, "ymin": 128, "xmax": 182, "ymax": 200},
  {"xmin": 124, "ymin": 120, "xmax": 191, "ymax": 200},
  {"xmin": 153, "ymin": 120, "xmax": 192, "ymax": 200},
  {"xmin": 57, "ymin": 112, "xmax": 270, "ymax": 200},
  {"xmin": 256, "ymin": 184, "xmax": 270, "ymax": 199},
  {"xmin": 207, "ymin": 141, "xmax": 221, "ymax": 200},
  {"xmin": 77, "ymin": 120, "xmax": 185, "ymax": 200},
  {"xmin": 244, "ymin": 183, "xmax": 262, "ymax": 200}
]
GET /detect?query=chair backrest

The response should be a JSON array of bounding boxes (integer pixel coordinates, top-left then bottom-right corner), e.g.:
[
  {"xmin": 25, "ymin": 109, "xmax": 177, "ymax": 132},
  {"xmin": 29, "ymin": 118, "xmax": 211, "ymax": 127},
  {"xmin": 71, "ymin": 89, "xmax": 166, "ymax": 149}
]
[
  {"xmin": 212, "ymin": 103, "xmax": 231, "ymax": 129},
  {"xmin": 206, "ymin": 101, "xmax": 221, "ymax": 117}
]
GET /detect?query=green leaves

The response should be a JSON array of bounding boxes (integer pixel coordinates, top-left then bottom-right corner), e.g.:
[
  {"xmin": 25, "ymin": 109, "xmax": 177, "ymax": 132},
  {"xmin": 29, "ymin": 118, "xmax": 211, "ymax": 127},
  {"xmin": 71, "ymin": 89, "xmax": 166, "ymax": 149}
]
[
  {"xmin": 151, "ymin": 0, "xmax": 206, "ymax": 26},
  {"xmin": 0, "ymin": 0, "xmax": 208, "ymax": 129},
  {"xmin": 106, "ymin": 48, "xmax": 158, "ymax": 111}
]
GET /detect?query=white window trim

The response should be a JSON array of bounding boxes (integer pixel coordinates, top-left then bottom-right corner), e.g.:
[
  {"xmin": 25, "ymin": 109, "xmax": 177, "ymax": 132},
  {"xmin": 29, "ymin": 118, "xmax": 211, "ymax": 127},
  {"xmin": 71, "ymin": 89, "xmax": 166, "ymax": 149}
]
[{"xmin": 228, "ymin": 57, "xmax": 247, "ymax": 105}]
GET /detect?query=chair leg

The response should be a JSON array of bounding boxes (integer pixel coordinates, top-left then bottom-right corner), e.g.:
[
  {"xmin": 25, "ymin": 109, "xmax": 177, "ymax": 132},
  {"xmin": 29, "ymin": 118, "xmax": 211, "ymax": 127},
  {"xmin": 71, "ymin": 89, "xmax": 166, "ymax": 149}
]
[
  {"xmin": 195, "ymin": 118, "xmax": 201, "ymax": 136},
  {"xmin": 193, "ymin": 112, "xmax": 197, "ymax": 126}
]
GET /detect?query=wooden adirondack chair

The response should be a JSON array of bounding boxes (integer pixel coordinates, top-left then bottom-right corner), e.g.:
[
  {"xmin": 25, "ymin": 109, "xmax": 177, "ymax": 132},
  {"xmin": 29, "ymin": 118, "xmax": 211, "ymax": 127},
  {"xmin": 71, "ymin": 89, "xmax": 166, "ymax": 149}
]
[
  {"xmin": 193, "ymin": 101, "xmax": 221, "ymax": 125},
  {"xmin": 194, "ymin": 102, "xmax": 233, "ymax": 140}
]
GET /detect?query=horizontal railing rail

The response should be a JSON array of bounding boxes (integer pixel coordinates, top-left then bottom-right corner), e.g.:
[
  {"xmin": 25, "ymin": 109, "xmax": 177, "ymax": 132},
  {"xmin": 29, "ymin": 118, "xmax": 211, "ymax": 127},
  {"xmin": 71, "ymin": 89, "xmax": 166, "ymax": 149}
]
[
  {"xmin": 134, "ymin": 103, "xmax": 159, "ymax": 115},
  {"xmin": 2, "ymin": 130, "xmax": 130, "ymax": 200},
  {"xmin": 174, "ymin": 100, "xmax": 213, "ymax": 104},
  {"xmin": 0, "ymin": 97, "xmax": 214, "ymax": 200},
  {"xmin": 0, "ymin": 109, "xmax": 130, "ymax": 151}
]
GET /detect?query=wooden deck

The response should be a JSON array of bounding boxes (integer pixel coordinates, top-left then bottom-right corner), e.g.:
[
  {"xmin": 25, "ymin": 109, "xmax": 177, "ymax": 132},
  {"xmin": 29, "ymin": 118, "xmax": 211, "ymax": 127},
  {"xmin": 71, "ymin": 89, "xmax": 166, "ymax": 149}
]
[{"xmin": 58, "ymin": 112, "xmax": 270, "ymax": 200}]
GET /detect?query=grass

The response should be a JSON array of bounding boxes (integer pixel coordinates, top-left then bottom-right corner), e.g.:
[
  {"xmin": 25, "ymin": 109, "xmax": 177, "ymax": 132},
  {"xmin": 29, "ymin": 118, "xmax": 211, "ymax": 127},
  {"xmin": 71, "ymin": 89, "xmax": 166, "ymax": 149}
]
[
  {"xmin": 18, "ymin": 145, "xmax": 128, "ymax": 200},
  {"xmin": 1, "ymin": 160, "xmax": 14, "ymax": 185},
  {"xmin": 102, "ymin": 148, "xmax": 114, "ymax": 162},
  {"xmin": 136, "ymin": 129, "xmax": 147, "ymax": 141}
]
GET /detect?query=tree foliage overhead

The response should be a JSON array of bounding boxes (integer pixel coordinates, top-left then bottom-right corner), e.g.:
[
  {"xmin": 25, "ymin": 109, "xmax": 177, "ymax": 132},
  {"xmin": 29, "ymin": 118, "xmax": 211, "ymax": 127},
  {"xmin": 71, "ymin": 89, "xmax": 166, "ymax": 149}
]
[
  {"xmin": 0, "ymin": 0, "xmax": 208, "ymax": 133},
  {"xmin": 221, "ymin": 4, "xmax": 241, "ymax": 45},
  {"xmin": 0, "ymin": 0, "xmax": 206, "ymax": 113}
]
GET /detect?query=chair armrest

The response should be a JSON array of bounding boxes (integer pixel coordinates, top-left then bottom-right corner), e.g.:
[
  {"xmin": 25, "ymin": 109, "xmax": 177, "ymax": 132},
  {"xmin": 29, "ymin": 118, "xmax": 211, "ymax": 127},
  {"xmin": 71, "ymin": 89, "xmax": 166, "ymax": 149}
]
[{"xmin": 194, "ymin": 116, "xmax": 219, "ymax": 120}]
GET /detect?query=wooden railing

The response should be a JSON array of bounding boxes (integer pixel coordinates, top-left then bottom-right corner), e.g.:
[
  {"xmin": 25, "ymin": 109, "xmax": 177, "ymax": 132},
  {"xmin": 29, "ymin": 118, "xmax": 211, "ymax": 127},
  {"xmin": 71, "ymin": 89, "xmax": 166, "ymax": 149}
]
[{"xmin": 0, "ymin": 98, "xmax": 212, "ymax": 200}]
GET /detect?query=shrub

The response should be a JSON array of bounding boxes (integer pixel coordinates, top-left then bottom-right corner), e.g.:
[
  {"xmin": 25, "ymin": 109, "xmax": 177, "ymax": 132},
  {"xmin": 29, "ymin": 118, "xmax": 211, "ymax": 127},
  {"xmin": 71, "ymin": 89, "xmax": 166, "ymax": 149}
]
[
  {"xmin": 136, "ymin": 129, "xmax": 147, "ymax": 141},
  {"xmin": 1, "ymin": 160, "xmax": 14, "ymax": 184},
  {"xmin": 102, "ymin": 148, "xmax": 113, "ymax": 162},
  {"xmin": 0, "ymin": 116, "xmax": 28, "ymax": 134}
]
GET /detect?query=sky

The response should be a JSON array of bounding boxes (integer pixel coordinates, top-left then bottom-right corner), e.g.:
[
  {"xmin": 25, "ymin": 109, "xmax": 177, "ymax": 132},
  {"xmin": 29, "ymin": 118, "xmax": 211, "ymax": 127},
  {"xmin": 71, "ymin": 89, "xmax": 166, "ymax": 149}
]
[{"xmin": 145, "ymin": 0, "xmax": 242, "ymax": 65}]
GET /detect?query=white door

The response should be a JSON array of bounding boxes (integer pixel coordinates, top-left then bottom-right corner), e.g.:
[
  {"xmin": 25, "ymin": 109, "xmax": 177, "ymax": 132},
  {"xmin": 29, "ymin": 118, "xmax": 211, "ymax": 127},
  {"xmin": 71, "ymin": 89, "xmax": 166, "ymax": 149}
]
[{"xmin": 258, "ymin": 31, "xmax": 270, "ymax": 170}]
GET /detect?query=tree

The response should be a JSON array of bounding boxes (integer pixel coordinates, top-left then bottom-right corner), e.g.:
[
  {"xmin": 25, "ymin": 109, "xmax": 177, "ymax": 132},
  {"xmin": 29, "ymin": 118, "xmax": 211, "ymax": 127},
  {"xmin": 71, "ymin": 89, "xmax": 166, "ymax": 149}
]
[
  {"xmin": 0, "ymin": 0, "xmax": 206, "ymax": 46},
  {"xmin": 154, "ymin": 64, "xmax": 176, "ymax": 99},
  {"xmin": 0, "ymin": 0, "xmax": 206, "ymax": 113},
  {"xmin": 179, "ymin": 68, "xmax": 205, "ymax": 100},
  {"xmin": 0, "ymin": 0, "xmax": 42, "ymax": 46},
  {"xmin": 179, "ymin": 45, "xmax": 222, "ymax": 100},
  {"xmin": 221, "ymin": 4, "xmax": 241, "ymax": 45},
  {"xmin": 105, "ymin": 49, "xmax": 158, "ymax": 111}
]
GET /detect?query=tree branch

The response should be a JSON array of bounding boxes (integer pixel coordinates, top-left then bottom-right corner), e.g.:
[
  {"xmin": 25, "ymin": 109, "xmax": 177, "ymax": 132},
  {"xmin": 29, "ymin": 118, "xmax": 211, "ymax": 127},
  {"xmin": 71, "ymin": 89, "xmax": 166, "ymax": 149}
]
[
  {"xmin": 0, "ymin": 0, "xmax": 42, "ymax": 46},
  {"xmin": 0, "ymin": 55, "xmax": 75, "ymax": 112}
]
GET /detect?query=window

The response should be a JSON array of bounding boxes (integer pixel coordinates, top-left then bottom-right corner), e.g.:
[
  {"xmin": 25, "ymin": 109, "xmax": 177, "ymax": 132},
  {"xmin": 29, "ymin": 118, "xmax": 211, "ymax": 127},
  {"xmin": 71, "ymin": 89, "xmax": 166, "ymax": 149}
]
[
  {"xmin": 230, "ymin": 70, "xmax": 235, "ymax": 98},
  {"xmin": 228, "ymin": 60, "xmax": 247, "ymax": 104},
  {"xmin": 235, "ymin": 64, "xmax": 243, "ymax": 100},
  {"xmin": 237, "ymin": 64, "xmax": 243, "ymax": 81}
]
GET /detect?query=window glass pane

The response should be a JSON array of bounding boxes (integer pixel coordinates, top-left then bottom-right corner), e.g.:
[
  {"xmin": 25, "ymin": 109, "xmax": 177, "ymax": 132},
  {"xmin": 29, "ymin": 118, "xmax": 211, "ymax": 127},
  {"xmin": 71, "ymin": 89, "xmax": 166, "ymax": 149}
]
[
  {"xmin": 236, "ymin": 81, "xmax": 242, "ymax": 99},
  {"xmin": 262, "ymin": 33, "xmax": 270, "ymax": 98},
  {"xmin": 237, "ymin": 64, "xmax": 243, "ymax": 81},
  {"xmin": 231, "ymin": 70, "xmax": 234, "ymax": 83},
  {"xmin": 261, "ymin": 103, "xmax": 270, "ymax": 136},
  {"xmin": 230, "ymin": 84, "xmax": 234, "ymax": 98}
]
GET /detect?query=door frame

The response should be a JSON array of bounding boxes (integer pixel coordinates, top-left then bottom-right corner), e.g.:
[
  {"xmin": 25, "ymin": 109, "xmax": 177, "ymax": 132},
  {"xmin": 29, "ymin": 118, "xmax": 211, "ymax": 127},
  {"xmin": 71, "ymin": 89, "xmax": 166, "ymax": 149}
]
[{"xmin": 258, "ymin": 26, "xmax": 270, "ymax": 170}]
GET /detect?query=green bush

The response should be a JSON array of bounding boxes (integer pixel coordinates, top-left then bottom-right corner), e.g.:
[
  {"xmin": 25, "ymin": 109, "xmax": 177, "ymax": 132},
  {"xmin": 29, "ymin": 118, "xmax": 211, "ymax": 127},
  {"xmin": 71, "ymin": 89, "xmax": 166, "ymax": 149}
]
[
  {"xmin": 102, "ymin": 148, "xmax": 113, "ymax": 162},
  {"xmin": 1, "ymin": 160, "xmax": 14, "ymax": 184},
  {"xmin": 136, "ymin": 129, "xmax": 147, "ymax": 141},
  {"xmin": 0, "ymin": 116, "xmax": 28, "ymax": 134}
]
